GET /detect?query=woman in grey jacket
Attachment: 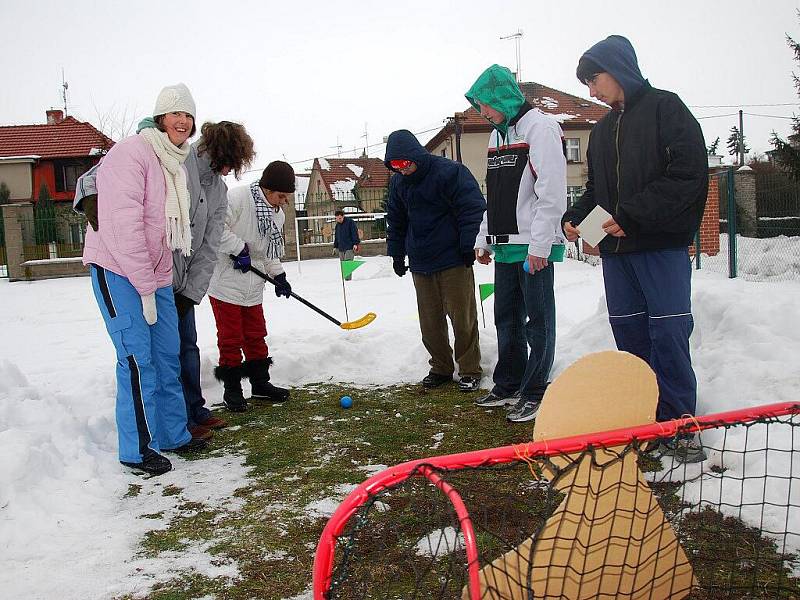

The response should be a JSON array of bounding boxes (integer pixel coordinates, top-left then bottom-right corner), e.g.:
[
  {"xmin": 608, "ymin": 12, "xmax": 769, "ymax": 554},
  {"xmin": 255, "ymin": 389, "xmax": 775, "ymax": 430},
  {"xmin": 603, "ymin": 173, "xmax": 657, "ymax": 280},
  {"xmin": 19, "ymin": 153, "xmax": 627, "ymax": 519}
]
[{"xmin": 175, "ymin": 122, "xmax": 255, "ymax": 440}]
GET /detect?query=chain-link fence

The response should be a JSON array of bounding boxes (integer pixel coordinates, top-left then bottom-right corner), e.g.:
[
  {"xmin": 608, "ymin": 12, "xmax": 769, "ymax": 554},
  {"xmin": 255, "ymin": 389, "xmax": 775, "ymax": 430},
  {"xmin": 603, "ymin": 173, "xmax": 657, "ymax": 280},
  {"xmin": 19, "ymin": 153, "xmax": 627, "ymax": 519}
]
[{"xmin": 698, "ymin": 167, "xmax": 800, "ymax": 281}]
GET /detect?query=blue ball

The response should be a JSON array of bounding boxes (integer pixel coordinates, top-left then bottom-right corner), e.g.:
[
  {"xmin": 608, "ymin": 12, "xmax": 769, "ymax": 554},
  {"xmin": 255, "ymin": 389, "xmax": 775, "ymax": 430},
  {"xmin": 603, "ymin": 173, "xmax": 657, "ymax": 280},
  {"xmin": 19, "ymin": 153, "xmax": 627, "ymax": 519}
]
[
  {"xmin": 340, "ymin": 395, "xmax": 353, "ymax": 409},
  {"xmin": 522, "ymin": 260, "xmax": 530, "ymax": 273}
]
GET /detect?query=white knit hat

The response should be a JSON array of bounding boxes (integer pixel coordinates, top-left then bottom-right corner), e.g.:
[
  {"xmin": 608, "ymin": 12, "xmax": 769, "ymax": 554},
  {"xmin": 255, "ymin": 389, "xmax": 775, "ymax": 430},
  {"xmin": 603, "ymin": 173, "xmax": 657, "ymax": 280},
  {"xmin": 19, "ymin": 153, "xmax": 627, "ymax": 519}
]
[{"xmin": 152, "ymin": 83, "xmax": 196, "ymax": 119}]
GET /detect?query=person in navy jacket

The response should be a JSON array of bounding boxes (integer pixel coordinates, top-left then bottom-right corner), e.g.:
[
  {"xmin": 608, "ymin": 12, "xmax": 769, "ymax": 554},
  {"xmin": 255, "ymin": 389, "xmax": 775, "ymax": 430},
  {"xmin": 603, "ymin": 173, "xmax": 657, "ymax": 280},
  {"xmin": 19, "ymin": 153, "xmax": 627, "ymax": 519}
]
[
  {"xmin": 333, "ymin": 210, "xmax": 361, "ymax": 280},
  {"xmin": 384, "ymin": 129, "xmax": 486, "ymax": 392}
]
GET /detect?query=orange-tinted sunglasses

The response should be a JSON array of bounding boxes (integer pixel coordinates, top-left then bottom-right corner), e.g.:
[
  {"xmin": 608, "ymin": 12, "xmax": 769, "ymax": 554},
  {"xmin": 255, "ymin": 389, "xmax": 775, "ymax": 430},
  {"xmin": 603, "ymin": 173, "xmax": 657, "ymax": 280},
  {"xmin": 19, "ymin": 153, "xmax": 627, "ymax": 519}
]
[{"xmin": 389, "ymin": 159, "xmax": 413, "ymax": 170}]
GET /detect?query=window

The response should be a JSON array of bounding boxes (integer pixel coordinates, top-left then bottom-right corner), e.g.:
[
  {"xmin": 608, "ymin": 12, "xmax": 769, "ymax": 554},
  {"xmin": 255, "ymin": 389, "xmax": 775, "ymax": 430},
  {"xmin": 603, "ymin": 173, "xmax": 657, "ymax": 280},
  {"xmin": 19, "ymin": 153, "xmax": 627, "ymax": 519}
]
[
  {"xmin": 567, "ymin": 186, "xmax": 585, "ymax": 207},
  {"xmin": 54, "ymin": 159, "xmax": 92, "ymax": 192},
  {"xmin": 565, "ymin": 138, "xmax": 581, "ymax": 163}
]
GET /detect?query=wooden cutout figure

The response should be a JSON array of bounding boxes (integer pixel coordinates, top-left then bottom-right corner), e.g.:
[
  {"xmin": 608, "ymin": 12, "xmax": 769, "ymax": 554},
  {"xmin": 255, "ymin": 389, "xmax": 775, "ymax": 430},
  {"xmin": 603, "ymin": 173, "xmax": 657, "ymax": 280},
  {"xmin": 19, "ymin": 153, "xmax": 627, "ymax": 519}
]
[{"xmin": 465, "ymin": 351, "xmax": 696, "ymax": 599}]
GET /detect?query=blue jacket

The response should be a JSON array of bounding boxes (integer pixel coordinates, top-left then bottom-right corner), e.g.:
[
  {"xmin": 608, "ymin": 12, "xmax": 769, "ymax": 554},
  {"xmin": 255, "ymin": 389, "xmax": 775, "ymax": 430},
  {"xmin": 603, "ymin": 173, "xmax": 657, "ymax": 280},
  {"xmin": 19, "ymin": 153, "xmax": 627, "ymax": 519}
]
[
  {"xmin": 384, "ymin": 130, "xmax": 486, "ymax": 274},
  {"xmin": 333, "ymin": 216, "xmax": 360, "ymax": 251}
]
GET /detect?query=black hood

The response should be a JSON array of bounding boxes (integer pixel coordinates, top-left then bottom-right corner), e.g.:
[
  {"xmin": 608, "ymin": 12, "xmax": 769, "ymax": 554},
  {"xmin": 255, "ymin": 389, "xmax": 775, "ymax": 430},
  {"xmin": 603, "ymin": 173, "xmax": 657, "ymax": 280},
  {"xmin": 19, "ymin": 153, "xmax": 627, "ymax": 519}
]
[{"xmin": 384, "ymin": 129, "xmax": 431, "ymax": 182}]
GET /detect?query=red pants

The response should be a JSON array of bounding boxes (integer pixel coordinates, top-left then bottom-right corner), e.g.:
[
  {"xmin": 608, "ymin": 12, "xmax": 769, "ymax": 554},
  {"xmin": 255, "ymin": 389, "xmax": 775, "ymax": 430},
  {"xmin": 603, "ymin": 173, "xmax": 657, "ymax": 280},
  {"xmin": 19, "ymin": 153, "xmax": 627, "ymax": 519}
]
[{"xmin": 209, "ymin": 297, "xmax": 269, "ymax": 367}]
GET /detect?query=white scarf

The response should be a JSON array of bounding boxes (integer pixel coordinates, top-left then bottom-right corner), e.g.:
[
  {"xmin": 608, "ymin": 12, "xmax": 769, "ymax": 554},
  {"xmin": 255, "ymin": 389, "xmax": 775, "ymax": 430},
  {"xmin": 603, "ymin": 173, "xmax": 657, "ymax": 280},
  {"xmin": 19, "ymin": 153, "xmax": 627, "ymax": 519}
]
[{"xmin": 140, "ymin": 128, "xmax": 192, "ymax": 256}]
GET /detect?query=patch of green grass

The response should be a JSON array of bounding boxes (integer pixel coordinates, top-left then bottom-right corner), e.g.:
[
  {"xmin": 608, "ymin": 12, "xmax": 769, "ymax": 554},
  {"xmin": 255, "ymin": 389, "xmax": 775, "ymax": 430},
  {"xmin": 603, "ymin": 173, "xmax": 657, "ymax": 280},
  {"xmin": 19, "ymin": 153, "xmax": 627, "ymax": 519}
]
[{"xmin": 124, "ymin": 484, "xmax": 142, "ymax": 498}]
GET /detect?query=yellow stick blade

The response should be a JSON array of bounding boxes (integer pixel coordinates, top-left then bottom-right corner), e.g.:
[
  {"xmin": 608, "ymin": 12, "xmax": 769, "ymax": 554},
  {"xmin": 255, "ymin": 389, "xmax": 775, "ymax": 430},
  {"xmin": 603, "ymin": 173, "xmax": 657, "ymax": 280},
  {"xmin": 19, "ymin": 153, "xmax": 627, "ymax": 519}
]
[{"xmin": 340, "ymin": 312, "xmax": 377, "ymax": 330}]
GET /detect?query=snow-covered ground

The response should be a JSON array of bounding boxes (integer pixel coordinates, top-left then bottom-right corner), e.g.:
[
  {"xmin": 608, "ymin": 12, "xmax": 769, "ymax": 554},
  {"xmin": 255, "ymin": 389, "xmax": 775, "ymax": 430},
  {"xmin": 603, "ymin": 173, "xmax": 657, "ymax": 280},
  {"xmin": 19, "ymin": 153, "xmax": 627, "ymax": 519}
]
[{"xmin": 1, "ymin": 251, "xmax": 799, "ymax": 599}]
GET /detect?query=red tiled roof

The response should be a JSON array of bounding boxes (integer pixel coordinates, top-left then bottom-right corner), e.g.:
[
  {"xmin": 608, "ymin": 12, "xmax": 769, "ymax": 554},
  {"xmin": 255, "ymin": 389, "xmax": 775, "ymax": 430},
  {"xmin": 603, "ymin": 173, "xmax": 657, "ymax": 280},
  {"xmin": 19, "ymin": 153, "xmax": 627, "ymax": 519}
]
[
  {"xmin": 426, "ymin": 81, "xmax": 610, "ymax": 151},
  {"xmin": 0, "ymin": 116, "xmax": 114, "ymax": 159},
  {"xmin": 313, "ymin": 157, "xmax": 391, "ymax": 198}
]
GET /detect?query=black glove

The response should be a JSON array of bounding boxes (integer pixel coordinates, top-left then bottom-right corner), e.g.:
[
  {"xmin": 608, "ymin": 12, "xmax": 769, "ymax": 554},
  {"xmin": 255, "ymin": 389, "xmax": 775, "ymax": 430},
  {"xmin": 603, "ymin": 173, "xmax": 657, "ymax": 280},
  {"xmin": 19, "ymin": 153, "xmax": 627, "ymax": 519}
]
[
  {"xmin": 174, "ymin": 293, "xmax": 196, "ymax": 319},
  {"xmin": 83, "ymin": 194, "xmax": 99, "ymax": 232},
  {"xmin": 273, "ymin": 272, "xmax": 292, "ymax": 298},
  {"xmin": 462, "ymin": 251, "xmax": 475, "ymax": 267},
  {"xmin": 232, "ymin": 244, "xmax": 251, "ymax": 273},
  {"xmin": 393, "ymin": 257, "xmax": 408, "ymax": 277}
]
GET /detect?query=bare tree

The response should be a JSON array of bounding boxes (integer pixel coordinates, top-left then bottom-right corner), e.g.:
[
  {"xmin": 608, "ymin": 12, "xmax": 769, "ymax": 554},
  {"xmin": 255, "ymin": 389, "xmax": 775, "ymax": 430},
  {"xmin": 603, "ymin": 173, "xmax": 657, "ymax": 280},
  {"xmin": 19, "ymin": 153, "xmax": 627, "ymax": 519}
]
[{"xmin": 93, "ymin": 101, "xmax": 139, "ymax": 145}]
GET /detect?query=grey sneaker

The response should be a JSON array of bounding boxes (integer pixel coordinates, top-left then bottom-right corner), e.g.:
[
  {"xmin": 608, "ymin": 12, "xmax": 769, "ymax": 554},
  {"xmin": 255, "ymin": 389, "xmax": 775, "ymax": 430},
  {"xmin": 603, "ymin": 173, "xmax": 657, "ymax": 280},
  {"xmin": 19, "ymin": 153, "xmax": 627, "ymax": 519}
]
[
  {"xmin": 647, "ymin": 435, "xmax": 707, "ymax": 464},
  {"xmin": 475, "ymin": 390, "xmax": 519, "ymax": 408},
  {"xmin": 507, "ymin": 400, "xmax": 541, "ymax": 423}
]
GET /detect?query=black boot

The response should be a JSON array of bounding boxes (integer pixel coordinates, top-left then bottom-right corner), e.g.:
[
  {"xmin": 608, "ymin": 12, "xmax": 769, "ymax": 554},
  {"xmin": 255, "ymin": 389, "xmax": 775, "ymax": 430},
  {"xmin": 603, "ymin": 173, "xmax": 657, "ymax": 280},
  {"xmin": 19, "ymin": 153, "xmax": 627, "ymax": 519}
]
[
  {"xmin": 121, "ymin": 451, "xmax": 172, "ymax": 476},
  {"xmin": 243, "ymin": 357, "xmax": 290, "ymax": 402},
  {"xmin": 214, "ymin": 365, "xmax": 248, "ymax": 412}
]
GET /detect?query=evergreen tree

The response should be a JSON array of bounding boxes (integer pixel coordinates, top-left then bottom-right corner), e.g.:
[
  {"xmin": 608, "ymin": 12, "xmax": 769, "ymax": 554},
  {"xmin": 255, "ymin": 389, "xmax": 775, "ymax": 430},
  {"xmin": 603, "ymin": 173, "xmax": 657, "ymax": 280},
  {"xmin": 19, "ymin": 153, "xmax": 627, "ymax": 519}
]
[
  {"xmin": 771, "ymin": 20, "xmax": 800, "ymax": 179},
  {"xmin": 727, "ymin": 126, "xmax": 750, "ymax": 163},
  {"xmin": 34, "ymin": 182, "xmax": 58, "ymax": 244},
  {"xmin": 707, "ymin": 137, "xmax": 720, "ymax": 156},
  {"xmin": 0, "ymin": 181, "xmax": 10, "ymax": 204}
]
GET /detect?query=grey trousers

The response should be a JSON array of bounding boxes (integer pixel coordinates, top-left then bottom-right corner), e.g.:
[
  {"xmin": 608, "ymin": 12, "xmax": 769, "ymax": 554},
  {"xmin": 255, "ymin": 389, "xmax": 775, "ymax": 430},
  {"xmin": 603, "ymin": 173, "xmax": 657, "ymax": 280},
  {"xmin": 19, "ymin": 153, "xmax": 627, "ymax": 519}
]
[
  {"xmin": 412, "ymin": 265, "xmax": 482, "ymax": 378},
  {"xmin": 339, "ymin": 249, "xmax": 354, "ymax": 280}
]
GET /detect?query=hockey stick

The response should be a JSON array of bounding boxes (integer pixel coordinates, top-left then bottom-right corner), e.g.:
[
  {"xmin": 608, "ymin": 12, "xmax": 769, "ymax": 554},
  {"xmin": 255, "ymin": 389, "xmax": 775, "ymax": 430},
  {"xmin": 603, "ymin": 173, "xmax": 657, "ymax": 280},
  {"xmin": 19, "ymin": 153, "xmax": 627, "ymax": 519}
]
[{"xmin": 235, "ymin": 258, "xmax": 376, "ymax": 330}]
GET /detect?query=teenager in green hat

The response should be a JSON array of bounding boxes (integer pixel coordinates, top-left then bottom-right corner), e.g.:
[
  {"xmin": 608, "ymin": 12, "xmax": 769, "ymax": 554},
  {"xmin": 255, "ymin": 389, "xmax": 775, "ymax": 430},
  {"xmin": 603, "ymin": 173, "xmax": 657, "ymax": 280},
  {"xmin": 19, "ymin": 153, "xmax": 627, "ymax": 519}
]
[{"xmin": 466, "ymin": 64, "xmax": 567, "ymax": 423}]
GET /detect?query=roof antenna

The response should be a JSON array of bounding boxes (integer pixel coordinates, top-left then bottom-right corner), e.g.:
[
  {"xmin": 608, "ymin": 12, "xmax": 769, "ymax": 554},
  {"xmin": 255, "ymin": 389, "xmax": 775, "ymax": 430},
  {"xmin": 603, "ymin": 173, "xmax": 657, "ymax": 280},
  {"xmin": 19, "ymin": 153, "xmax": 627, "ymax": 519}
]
[
  {"xmin": 61, "ymin": 67, "xmax": 69, "ymax": 116},
  {"xmin": 500, "ymin": 30, "xmax": 524, "ymax": 82},
  {"xmin": 361, "ymin": 123, "xmax": 369, "ymax": 158},
  {"xmin": 330, "ymin": 135, "xmax": 343, "ymax": 158}
]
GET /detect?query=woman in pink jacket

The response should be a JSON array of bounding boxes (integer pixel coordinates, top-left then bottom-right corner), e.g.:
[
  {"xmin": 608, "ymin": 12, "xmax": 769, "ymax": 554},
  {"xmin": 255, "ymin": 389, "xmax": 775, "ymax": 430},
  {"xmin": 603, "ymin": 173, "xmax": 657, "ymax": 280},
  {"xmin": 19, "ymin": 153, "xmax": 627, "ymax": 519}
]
[{"xmin": 83, "ymin": 83, "xmax": 204, "ymax": 476}]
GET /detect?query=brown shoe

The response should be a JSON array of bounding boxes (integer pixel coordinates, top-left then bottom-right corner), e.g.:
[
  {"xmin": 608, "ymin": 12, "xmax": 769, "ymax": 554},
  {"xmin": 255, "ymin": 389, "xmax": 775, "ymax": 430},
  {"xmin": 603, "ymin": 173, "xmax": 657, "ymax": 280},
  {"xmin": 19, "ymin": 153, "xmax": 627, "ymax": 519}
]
[
  {"xmin": 189, "ymin": 425, "xmax": 213, "ymax": 441},
  {"xmin": 198, "ymin": 415, "xmax": 228, "ymax": 429}
]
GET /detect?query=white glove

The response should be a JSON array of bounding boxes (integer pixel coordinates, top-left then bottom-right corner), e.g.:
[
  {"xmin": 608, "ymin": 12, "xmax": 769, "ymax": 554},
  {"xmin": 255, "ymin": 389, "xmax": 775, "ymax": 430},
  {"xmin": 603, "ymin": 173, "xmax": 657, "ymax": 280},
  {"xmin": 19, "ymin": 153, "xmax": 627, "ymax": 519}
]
[{"xmin": 141, "ymin": 293, "xmax": 157, "ymax": 325}]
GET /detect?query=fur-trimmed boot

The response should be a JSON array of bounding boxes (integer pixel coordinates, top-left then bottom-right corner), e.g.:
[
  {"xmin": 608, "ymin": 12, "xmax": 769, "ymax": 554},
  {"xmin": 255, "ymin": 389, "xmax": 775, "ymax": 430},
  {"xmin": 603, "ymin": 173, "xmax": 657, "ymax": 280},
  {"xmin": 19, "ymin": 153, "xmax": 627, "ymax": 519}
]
[
  {"xmin": 242, "ymin": 357, "xmax": 290, "ymax": 403},
  {"xmin": 214, "ymin": 365, "xmax": 248, "ymax": 412}
]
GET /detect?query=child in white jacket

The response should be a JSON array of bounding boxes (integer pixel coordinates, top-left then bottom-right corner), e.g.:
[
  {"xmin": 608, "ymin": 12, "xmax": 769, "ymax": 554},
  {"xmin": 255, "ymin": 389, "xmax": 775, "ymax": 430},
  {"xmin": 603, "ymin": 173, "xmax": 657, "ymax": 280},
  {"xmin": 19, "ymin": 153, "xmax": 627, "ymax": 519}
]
[{"xmin": 207, "ymin": 161, "xmax": 295, "ymax": 411}]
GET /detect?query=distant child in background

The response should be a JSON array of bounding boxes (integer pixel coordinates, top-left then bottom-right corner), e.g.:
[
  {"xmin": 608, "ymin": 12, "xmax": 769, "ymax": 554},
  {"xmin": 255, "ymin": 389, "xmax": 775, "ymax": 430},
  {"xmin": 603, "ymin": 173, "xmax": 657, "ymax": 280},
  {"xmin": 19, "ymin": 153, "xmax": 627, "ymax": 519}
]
[
  {"xmin": 333, "ymin": 209, "xmax": 361, "ymax": 280},
  {"xmin": 208, "ymin": 161, "xmax": 295, "ymax": 412}
]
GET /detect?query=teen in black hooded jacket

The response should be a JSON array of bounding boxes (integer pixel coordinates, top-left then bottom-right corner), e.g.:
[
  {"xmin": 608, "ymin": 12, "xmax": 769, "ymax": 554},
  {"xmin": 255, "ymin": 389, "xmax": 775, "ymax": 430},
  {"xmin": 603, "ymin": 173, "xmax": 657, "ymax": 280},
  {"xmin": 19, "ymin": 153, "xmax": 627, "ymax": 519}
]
[{"xmin": 562, "ymin": 37, "xmax": 708, "ymax": 462}]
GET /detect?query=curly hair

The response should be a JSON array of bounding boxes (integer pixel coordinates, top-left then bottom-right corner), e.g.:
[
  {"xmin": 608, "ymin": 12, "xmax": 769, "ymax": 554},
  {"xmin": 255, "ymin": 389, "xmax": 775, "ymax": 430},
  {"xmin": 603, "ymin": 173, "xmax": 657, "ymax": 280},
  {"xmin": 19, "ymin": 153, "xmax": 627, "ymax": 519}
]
[{"xmin": 197, "ymin": 121, "xmax": 256, "ymax": 178}]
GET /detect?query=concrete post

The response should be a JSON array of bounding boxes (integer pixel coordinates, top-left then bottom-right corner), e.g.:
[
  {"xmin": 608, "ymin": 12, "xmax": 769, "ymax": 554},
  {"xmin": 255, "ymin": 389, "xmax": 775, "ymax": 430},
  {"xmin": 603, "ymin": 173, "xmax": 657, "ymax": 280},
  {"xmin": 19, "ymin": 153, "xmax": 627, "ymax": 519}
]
[
  {"xmin": 734, "ymin": 167, "xmax": 757, "ymax": 238},
  {"xmin": 2, "ymin": 202, "xmax": 34, "ymax": 281}
]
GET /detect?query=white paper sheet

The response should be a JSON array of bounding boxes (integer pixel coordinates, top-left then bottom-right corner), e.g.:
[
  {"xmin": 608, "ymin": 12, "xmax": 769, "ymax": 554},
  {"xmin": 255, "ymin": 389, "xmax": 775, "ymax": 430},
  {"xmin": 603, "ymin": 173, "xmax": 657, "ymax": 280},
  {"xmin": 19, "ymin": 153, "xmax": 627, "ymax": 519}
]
[{"xmin": 577, "ymin": 205, "xmax": 613, "ymax": 248}]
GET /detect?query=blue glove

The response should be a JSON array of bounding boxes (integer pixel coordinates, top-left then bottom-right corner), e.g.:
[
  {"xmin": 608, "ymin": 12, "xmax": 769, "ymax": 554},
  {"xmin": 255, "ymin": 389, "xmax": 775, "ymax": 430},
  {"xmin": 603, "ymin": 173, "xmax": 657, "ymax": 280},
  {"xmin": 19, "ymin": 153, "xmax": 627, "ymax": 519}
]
[
  {"xmin": 273, "ymin": 272, "xmax": 292, "ymax": 298},
  {"xmin": 232, "ymin": 244, "xmax": 251, "ymax": 273}
]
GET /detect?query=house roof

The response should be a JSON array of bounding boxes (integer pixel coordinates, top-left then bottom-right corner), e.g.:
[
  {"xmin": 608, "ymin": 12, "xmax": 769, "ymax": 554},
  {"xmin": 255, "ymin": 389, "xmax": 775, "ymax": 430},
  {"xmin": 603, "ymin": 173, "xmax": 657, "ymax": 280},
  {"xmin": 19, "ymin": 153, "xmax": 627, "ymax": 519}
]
[
  {"xmin": 0, "ymin": 116, "xmax": 114, "ymax": 160},
  {"xmin": 425, "ymin": 81, "xmax": 609, "ymax": 151},
  {"xmin": 312, "ymin": 157, "xmax": 391, "ymax": 200}
]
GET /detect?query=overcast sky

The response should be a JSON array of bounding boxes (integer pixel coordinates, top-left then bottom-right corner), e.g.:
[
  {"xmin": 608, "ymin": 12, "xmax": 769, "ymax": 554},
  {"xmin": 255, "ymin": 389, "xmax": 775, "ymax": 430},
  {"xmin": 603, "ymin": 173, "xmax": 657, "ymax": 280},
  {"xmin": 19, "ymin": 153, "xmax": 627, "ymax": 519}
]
[{"xmin": 2, "ymin": 0, "xmax": 799, "ymax": 176}]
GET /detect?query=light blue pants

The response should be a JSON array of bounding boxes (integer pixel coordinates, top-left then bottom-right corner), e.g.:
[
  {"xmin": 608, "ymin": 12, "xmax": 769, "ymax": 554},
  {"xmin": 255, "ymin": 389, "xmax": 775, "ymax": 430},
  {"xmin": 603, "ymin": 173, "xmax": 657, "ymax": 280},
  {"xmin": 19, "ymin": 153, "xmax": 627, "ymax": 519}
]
[{"xmin": 90, "ymin": 265, "xmax": 191, "ymax": 463}]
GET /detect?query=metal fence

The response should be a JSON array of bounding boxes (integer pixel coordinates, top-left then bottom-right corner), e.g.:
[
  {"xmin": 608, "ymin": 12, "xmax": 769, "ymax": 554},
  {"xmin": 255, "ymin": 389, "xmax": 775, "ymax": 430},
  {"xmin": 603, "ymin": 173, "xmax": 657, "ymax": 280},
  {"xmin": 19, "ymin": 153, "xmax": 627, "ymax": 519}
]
[
  {"xmin": 697, "ymin": 167, "xmax": 800, "ymax": 281},
  {"xmin": 18, "ymin": 210, "xmax": 87, "ymax": 261},
  {"xmin": 0, "ymin": 208, "xmax": 6, "ymax": 277}
]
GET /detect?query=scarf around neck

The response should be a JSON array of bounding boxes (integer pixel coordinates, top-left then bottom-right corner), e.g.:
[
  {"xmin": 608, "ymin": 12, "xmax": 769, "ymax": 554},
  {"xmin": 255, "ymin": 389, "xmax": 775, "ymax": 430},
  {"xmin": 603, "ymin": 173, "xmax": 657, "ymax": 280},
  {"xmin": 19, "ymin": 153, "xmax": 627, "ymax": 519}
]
[
  {"xmin": 250, "ymin": 181, "xmax": 285, "ymax": 259},
  {"xmin": 139, "ymin": 127, "xmax": 192, "ymax": 256}
]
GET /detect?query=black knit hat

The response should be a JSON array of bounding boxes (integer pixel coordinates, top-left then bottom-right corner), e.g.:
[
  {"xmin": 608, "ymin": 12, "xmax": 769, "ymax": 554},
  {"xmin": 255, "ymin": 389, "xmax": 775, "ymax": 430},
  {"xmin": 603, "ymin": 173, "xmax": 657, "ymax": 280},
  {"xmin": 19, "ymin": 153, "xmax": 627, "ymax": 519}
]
[{"xmin": 259, "ymin": 161, "xmax": 295, "ymax": 193}]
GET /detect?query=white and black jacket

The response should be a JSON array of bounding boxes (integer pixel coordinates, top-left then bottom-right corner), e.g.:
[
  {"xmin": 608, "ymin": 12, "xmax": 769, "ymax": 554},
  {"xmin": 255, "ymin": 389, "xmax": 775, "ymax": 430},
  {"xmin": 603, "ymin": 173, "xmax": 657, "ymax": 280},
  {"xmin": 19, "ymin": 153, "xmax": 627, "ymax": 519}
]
[
  {"xmin": 474, "ymin": 104, "xmax": 567, "ymax": 259},
  {"xmin": 207, "ymin": 184, "xmax": 285, "ymax": 307}
]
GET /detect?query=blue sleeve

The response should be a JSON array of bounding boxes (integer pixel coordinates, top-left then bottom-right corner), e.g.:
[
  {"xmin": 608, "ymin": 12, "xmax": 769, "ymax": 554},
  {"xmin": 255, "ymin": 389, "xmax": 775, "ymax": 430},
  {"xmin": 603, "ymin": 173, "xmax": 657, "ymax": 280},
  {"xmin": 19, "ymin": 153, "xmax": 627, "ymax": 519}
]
[
  {"xmin": 450, "ymin": 165, "xmax": 487, "ymax": 254},
  {"xmin": 386, "ymin": 176, "xmax": 407, "ymax": 258}
]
